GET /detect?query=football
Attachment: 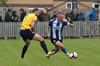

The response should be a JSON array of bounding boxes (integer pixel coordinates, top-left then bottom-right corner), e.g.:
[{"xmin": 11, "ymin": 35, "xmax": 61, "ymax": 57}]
[{"xmin": 69, "ymin": 52, "xmax": 78, "ymax": 59}]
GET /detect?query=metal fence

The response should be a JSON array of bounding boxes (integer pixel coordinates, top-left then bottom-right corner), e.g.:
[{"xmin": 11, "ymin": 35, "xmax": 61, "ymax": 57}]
[{"xmin": 0, "ymin": 21, "xmax": 100, "ymax": 38}]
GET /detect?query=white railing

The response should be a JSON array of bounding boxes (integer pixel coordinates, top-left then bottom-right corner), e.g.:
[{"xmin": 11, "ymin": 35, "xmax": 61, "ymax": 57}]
[{"xmin": 0, "ymin": 21, "xmax": 100, "ymax": 38}]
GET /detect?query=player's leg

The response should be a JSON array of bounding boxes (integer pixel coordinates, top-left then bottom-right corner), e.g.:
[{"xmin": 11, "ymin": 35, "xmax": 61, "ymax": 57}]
[
  {"xmin": 61, "ymin": 48, "xmax": 70, "ymax": 56},
  {"xmin": 21, "ymin": 39, "xmax": 31, "ymax": 58},
  {"xmin": 20, "ymin": 30, "xmax": 33, "ymax": 59},
  {"xmin": 33, "ymin": 33, "xmax": 48, "ymax": 54},
  {"xmin": 48, "ymin": 41, "xmax": 63, "ymax": 55},
  {"xmin": 48, "ymin": 47, "xmax": 60, "ymax": 55},
  {"xmin": 47, "ymin": 39, "xmax": 64, "ymax": 56},
  {"xmin": 47, "ymin": 40, "xmax": 63, "ymax": 56},
  {"xmin": 46, "ymin": 47, "xmax": 60, "ymax": 59},
  {"xmin": 56, "ymin": 41, "xmax": 69, "ymax": 56}
]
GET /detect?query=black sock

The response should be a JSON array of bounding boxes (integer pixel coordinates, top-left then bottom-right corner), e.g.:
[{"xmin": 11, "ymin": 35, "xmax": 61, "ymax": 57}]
[
  {"xmin": 21, "ymin": 45, "xmax": 28, "ymax": 58},
  {"xmin": 40, "ymin": 41, "xmax": 48, "ymax": 54}
]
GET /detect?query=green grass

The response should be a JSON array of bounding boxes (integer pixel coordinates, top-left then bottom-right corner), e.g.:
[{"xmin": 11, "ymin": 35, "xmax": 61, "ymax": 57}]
[{"xmin": 0, "ymin": 39, "xmax": 100, "ymax": 66}]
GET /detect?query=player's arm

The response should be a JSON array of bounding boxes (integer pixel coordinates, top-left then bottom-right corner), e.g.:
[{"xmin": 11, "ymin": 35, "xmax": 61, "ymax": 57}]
[
  {"xmin": 46, "ymin": 26, "xmax": 50, "ymax": 38},
  {"xmin": 31, "ymin": 20, "xmax": 36, "ymax": 32},
  {"xmin": 64, "ymin": 21, "xmax": 74, "ymax": 27},
  {"xmin": 68, "ymin": 22, "xmax": 74, "ymax": 27},
  {"xmin": 46, "ymin": 19, "xmax": 53, "ymax": 38}
]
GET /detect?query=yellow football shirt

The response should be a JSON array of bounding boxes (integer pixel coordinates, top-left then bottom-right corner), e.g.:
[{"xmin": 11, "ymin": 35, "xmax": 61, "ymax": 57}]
[{"xmin": 20, "ymin": 13, "xmax": 37, "ymax": 30}]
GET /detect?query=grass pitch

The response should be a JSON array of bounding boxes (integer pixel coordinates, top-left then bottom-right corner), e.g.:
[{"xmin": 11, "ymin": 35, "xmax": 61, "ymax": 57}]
[{"xmin": 0, "ymin": 39, "xmax": 100, "ymax": 66}]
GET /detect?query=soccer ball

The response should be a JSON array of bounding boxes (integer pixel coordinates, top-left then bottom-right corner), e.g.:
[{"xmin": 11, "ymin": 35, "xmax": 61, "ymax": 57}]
[{"xmin": 69, "ymin": 52, "xmax": 78, "ymax": 59}]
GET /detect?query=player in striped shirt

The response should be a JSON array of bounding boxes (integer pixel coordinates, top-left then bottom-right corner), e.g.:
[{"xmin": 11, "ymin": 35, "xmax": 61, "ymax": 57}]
[{"xmin": 46, "ymin": 12, "xmax": 74, "ymax": 58}]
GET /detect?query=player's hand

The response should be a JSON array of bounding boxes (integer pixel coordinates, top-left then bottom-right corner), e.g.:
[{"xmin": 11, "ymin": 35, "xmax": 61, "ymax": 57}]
[{"xmin": 69, "ymin": 24, "xmax": 74, "ymax": 27}]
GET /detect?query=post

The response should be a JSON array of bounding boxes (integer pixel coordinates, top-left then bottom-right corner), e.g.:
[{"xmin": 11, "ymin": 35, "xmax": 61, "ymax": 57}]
[
  {"xmin": 72, "ymin": 0, "xmax": 74, "ymax": 10},
  {"xmin": 98, "ymin": 0, "xmax": 100, "ymax": 20}
]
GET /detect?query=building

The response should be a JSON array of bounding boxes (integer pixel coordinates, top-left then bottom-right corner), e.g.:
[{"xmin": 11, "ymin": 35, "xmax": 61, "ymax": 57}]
[
  {"xmin": 5, "ymin": 0, "xmax": 53, "ymax": 10},
  {"xmin": 54, "ymin": 0, "xmax": 100, "ymax": 9},
  {"xmin": 3, "ymin": 0, "xmax": 99, "ymax": 9}
]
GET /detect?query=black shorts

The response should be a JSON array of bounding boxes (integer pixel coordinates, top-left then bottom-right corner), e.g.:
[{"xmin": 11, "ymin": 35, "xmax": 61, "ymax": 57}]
[
  {"xmin": 20, "ymin": 30, "xmax": 36, "ymax": 41},
  {"xmin": 50, "ymin": 39, "xmax": 62, "ymax": 46}
]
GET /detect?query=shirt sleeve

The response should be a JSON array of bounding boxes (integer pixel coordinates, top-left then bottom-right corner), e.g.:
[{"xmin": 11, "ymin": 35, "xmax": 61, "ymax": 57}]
[
  {"xmin": 48, "ymin": 19, "xmax": 53, "ymax": 27},
  {"xmin": 63, "ymin": 21, "xmax": 70, "ymax": 26}
]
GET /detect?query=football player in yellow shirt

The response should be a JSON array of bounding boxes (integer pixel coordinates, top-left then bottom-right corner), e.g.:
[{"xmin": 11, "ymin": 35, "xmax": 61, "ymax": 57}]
[{"xmin": 20, "ymin": 8, "xmax": 48, "ymax": 59}]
